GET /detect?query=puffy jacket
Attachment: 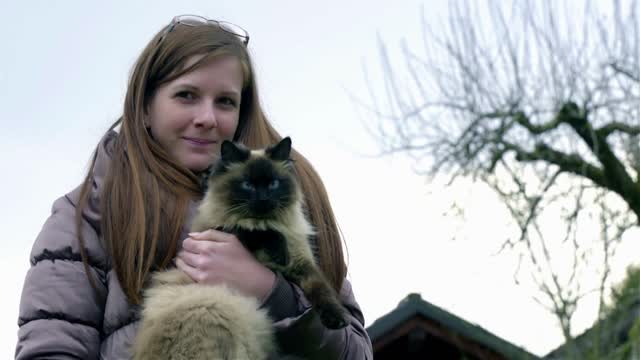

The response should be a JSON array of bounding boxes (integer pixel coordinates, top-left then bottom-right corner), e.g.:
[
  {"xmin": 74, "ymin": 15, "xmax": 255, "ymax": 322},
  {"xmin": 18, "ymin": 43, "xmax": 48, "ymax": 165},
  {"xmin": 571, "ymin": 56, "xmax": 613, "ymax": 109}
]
[{"xmin": 15, "ymin": 131, "xmax": 373, "ymax": 360}]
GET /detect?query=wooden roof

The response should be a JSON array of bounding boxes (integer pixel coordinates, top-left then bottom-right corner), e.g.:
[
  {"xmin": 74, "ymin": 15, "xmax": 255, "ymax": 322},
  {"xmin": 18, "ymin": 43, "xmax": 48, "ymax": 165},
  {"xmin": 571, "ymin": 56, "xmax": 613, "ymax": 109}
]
[{"xmin": 367, "ymin": 293, "xmax": 539, "ymax": 360}]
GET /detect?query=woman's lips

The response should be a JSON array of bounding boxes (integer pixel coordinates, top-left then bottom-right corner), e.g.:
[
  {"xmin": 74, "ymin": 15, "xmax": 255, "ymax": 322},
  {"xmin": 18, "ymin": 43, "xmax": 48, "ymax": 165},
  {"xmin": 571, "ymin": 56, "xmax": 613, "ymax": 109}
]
[{"xmin": 184, "ymin": 137, "xmax": 216, "ymax": 147}]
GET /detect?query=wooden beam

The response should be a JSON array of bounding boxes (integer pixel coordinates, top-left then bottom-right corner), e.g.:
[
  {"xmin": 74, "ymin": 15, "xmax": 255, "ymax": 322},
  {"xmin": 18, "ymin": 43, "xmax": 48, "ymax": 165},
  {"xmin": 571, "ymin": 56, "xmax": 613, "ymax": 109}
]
[{"xmin": 372, "ymin": 315, "xmax": 508, "ymax": 360}]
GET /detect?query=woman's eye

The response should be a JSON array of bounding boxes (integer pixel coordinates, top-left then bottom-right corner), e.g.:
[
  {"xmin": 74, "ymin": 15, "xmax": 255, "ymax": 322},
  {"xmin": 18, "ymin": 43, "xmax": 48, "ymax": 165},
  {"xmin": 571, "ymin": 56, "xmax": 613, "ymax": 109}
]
[
  {"xmin": 241, "ymin": 181, "xmax": 254, "ymax": 191},
  {"xmin": 175, "ymin": 91, "xmax": 196, "ymax": 100},
  {"xmin": 268, "ymin": 179, "xmax": 280, "ymax": 190},
  {"xmin": 218, "ymin": 97, "xmax": 237, "ymax": 108}
]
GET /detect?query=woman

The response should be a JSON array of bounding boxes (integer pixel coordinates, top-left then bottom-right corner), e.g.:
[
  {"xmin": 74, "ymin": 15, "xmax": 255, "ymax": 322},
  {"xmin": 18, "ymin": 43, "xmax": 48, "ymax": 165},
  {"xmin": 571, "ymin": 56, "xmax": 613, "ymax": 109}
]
[{"xmin": 16, "ymin": 15, "xmax": 373, "ymax": 359}]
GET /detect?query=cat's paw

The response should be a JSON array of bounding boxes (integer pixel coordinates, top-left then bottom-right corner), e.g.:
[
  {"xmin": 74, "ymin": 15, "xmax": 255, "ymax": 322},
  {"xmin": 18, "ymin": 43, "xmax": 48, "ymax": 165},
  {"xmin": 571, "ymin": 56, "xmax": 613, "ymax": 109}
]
[{"xmin": 318, "ymin": 305, "xmax": 348, "ymax": 329}]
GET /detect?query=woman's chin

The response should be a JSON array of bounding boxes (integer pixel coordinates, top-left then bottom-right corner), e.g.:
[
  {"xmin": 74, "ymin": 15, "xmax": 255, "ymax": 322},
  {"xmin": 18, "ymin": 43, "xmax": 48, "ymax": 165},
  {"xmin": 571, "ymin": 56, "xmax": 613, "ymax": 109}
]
[{"xmin": 183, "ymin": 157, "xmax": 216, "ymax": 173}]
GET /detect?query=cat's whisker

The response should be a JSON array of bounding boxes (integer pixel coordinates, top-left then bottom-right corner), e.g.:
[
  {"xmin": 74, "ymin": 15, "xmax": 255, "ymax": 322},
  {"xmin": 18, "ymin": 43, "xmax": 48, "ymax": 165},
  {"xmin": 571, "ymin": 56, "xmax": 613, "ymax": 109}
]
[{"xmin": 222, "ymin": 205, "xmax": 246, "ymax": 217}]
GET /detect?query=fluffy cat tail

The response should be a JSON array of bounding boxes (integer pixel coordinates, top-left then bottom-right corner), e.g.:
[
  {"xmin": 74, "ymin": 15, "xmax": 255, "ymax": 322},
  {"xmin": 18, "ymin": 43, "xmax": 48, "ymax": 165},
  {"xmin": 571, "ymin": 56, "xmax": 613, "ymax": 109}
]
[{"xmin": 132, "ymin": 270, "xmax": 275, "ymax": 360}]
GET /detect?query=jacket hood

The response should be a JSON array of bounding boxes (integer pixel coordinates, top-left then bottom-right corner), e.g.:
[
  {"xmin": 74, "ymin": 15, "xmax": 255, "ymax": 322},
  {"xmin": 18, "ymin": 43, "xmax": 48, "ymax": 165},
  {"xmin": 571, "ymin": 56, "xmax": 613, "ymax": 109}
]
[{"xmin": 66, "ymin": 130, "xmax": 118, "ymax": 236}]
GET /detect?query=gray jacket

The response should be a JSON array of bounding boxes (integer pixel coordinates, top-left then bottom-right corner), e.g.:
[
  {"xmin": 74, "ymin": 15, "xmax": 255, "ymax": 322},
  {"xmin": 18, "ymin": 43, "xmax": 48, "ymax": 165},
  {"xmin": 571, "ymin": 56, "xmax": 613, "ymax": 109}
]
[{"xmin": 15, "ymin": 132, "xmax": 373, "ymax": 359}]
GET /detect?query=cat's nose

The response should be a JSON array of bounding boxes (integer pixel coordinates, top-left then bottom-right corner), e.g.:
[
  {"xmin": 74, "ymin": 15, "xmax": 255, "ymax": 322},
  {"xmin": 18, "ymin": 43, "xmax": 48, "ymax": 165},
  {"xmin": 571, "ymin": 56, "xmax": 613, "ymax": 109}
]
[{"xmin": 255, "ymin": 189, "xmax": 270, "ymax": 201}]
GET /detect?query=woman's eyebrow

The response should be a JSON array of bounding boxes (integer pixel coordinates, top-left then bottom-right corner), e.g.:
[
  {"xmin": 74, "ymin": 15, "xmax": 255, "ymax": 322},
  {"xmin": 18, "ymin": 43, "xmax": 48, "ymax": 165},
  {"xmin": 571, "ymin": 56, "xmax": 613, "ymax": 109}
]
[
  {"xmin": 218, "ymin": 89, "xmax": 241, "ymax": 98},
  {"xmin": 172, "ymin": 82, "xmax": 240, "ymax": 97},
  {"xmin": 171, "ymin": 83, "xmax": 200, "ymax": 91}
]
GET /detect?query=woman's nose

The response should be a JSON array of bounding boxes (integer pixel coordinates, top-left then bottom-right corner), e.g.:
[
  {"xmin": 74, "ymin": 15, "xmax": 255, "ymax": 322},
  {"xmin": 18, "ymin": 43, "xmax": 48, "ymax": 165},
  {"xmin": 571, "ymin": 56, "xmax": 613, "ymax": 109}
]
[{"xmin": 193, "ymin": 103, "xmax": 218, "ymax": 128}]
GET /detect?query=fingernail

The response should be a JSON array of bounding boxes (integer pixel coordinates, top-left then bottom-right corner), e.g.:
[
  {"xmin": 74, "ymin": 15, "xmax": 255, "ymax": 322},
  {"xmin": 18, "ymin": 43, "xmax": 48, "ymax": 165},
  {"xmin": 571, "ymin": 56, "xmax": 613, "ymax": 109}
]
[{"xmin": 188, "ymin": 232, "xmax": 200, "ymax": 237}]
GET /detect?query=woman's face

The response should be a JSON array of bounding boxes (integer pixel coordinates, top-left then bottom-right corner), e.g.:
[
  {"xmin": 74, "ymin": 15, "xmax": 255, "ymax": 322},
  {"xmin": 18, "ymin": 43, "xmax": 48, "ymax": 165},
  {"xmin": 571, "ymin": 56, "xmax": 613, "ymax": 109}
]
[{"xmin": 147, "ymin": 54, "xmax": 243, "ymax": 172}]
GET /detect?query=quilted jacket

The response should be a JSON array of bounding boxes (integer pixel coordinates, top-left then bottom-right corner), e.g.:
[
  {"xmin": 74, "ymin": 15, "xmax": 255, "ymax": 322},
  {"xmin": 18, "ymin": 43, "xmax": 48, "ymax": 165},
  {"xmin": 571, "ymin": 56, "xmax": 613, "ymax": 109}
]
[{"xmin": 15, "ymin": 131, "xmax": 373, "ymax": 359}]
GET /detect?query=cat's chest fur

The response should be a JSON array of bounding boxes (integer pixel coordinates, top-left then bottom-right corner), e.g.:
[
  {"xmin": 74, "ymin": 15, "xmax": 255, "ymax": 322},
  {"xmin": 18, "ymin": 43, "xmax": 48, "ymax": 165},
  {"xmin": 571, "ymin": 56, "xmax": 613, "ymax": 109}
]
[{"xmin": 230, "ymin": 227, "xmax": 289, "ymax": 269}]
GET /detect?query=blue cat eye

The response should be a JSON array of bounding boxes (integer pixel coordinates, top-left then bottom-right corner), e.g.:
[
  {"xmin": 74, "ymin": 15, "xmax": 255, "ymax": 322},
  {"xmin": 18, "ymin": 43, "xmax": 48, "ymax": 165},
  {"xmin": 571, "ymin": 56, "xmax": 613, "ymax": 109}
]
[
  {"xmin": 241, "ymin": 181, "xmax": 254, "ymax": 191},
  {"xmin": 269, "ymin": 179, "xmax": 280, "ymax": 190}
]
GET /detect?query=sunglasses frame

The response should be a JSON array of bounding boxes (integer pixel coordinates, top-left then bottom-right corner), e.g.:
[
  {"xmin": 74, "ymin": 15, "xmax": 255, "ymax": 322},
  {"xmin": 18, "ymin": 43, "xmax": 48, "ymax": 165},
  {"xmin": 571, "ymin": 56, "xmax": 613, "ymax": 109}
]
[{"xmin": 159, "ymin": 15, "xmax": 250, "ymax": 46}]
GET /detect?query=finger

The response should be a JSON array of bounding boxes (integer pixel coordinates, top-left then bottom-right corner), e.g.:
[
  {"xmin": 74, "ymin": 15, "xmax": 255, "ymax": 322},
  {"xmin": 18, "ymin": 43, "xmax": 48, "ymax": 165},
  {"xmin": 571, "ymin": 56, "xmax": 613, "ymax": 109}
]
[
  {"xmin": 182, "ymin": 237, "xmax": 212, "ymax": 254},
  {"xmin": 177, "ymin": 250, "xmax": 202, "ymax": 269},
  {"xmin": 189, "ymin": 229, "xmax": 233, "ymax": 242},
  {"xmin": 175, "ymin": 257, "xmax": 199, "ymax": 282}
]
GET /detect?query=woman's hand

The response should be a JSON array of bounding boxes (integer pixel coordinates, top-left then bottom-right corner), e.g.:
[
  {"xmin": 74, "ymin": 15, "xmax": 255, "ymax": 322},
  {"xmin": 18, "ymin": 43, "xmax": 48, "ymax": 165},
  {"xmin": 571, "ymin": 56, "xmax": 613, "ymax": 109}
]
[{"xmin": 176, "ymin": 229, "xmax": 276, "ymax": 302}]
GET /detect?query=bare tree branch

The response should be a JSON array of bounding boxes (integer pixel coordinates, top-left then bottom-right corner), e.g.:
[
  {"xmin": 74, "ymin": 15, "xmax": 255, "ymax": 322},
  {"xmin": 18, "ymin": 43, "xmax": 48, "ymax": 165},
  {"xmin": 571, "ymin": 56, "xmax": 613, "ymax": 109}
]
[
  {"xmin": 358, "ymin": 0, "xmax": 640, "ymax": 351},
  {"xmin": 596, "ymin": 121, "xmax": 640, "ymax": 138}
]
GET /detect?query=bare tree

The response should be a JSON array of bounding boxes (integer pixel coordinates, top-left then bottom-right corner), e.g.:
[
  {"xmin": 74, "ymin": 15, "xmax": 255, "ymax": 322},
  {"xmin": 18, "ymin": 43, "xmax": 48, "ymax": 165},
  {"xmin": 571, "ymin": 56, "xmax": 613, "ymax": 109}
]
[{"xmin": 361, "ymin": 0, "xmax": 640, "ymax": 354}]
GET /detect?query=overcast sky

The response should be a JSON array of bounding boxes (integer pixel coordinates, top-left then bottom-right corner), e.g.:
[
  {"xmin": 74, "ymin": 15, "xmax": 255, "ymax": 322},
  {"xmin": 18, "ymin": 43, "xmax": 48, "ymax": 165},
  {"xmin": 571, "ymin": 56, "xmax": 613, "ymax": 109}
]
[{"xmin": 2, "ymin": 1, "xmax": 639, "ymax": 358}]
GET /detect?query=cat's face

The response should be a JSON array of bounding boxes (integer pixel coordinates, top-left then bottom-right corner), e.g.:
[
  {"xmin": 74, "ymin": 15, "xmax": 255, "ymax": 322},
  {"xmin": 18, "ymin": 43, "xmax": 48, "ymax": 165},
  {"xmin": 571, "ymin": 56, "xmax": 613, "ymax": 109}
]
[
  {"xmin": 212, "ymin": 137, "xmax": 297, "ymax": 218},
  {"xmin": 230, "ymin": 159, "xmax": 293, "ymax": 216}
]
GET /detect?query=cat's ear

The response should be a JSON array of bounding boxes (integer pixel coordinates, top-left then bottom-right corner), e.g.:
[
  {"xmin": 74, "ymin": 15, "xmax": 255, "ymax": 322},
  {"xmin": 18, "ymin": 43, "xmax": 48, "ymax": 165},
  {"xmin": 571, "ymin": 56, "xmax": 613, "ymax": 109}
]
[
  {"xmin": 266, "ymin": 137, "xmax": 292, "ymax": 162},
  {"xmin": 221, "ymin": 140, "xmax": 250, "ymax": 164}
]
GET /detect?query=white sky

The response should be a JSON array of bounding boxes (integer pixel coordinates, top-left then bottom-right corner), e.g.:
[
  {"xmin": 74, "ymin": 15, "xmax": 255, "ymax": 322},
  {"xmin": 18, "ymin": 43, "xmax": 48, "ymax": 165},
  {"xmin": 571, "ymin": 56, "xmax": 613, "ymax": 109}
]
[{"xmin": 2, "ymin": 1, "xmax": 639, "ymax": 358}]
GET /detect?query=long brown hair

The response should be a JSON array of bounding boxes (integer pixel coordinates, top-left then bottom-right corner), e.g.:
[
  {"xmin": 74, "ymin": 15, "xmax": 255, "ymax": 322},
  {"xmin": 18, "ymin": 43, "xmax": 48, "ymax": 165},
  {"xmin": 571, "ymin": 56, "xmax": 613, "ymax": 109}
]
[{"xmin": 76, "ymin": 20, "xmax": 346, "ymax": 304}]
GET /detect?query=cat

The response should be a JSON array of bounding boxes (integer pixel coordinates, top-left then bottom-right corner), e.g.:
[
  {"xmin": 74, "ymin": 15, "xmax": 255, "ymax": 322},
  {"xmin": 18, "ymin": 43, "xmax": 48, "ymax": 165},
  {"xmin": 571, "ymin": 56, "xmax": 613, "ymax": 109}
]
[{"xmin": 132, "ymin": 137, "xmax": 347, "ymax": 360}]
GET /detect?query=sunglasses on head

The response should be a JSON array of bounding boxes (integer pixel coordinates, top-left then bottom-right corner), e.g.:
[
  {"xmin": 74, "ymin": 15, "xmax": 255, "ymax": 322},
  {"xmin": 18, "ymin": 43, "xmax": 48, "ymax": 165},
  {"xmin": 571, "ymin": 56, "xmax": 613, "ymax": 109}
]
[{"xmin": 159, "ymin": 15, "xmax": 250, "ymax": 46}]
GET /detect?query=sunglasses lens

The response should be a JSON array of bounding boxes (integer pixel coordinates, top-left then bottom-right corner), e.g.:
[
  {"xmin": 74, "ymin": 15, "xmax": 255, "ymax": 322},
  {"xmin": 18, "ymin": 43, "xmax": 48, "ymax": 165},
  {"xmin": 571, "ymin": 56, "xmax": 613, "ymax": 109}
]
[
  {"xmin": 170, "ymin": 16, "xmax": 249, "ymax": 45},
  {"xmin": 218, "ymin": 21, "xmax": 248, "ymax": 39},
  {"xmin": 176, "ymin": 15, "xmax": 208, "ymax": 26}
]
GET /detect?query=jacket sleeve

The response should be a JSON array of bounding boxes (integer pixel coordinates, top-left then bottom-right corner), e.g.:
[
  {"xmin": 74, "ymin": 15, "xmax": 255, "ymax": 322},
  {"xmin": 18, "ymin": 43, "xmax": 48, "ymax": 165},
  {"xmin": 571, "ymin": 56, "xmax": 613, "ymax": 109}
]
[
  {"xmin": 259, "ymin": 273, "xmax": 373, "ymax": 360},
  {"xmin": 15, "ymin": 193, "xmax": 108, "ymax": 360}
]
